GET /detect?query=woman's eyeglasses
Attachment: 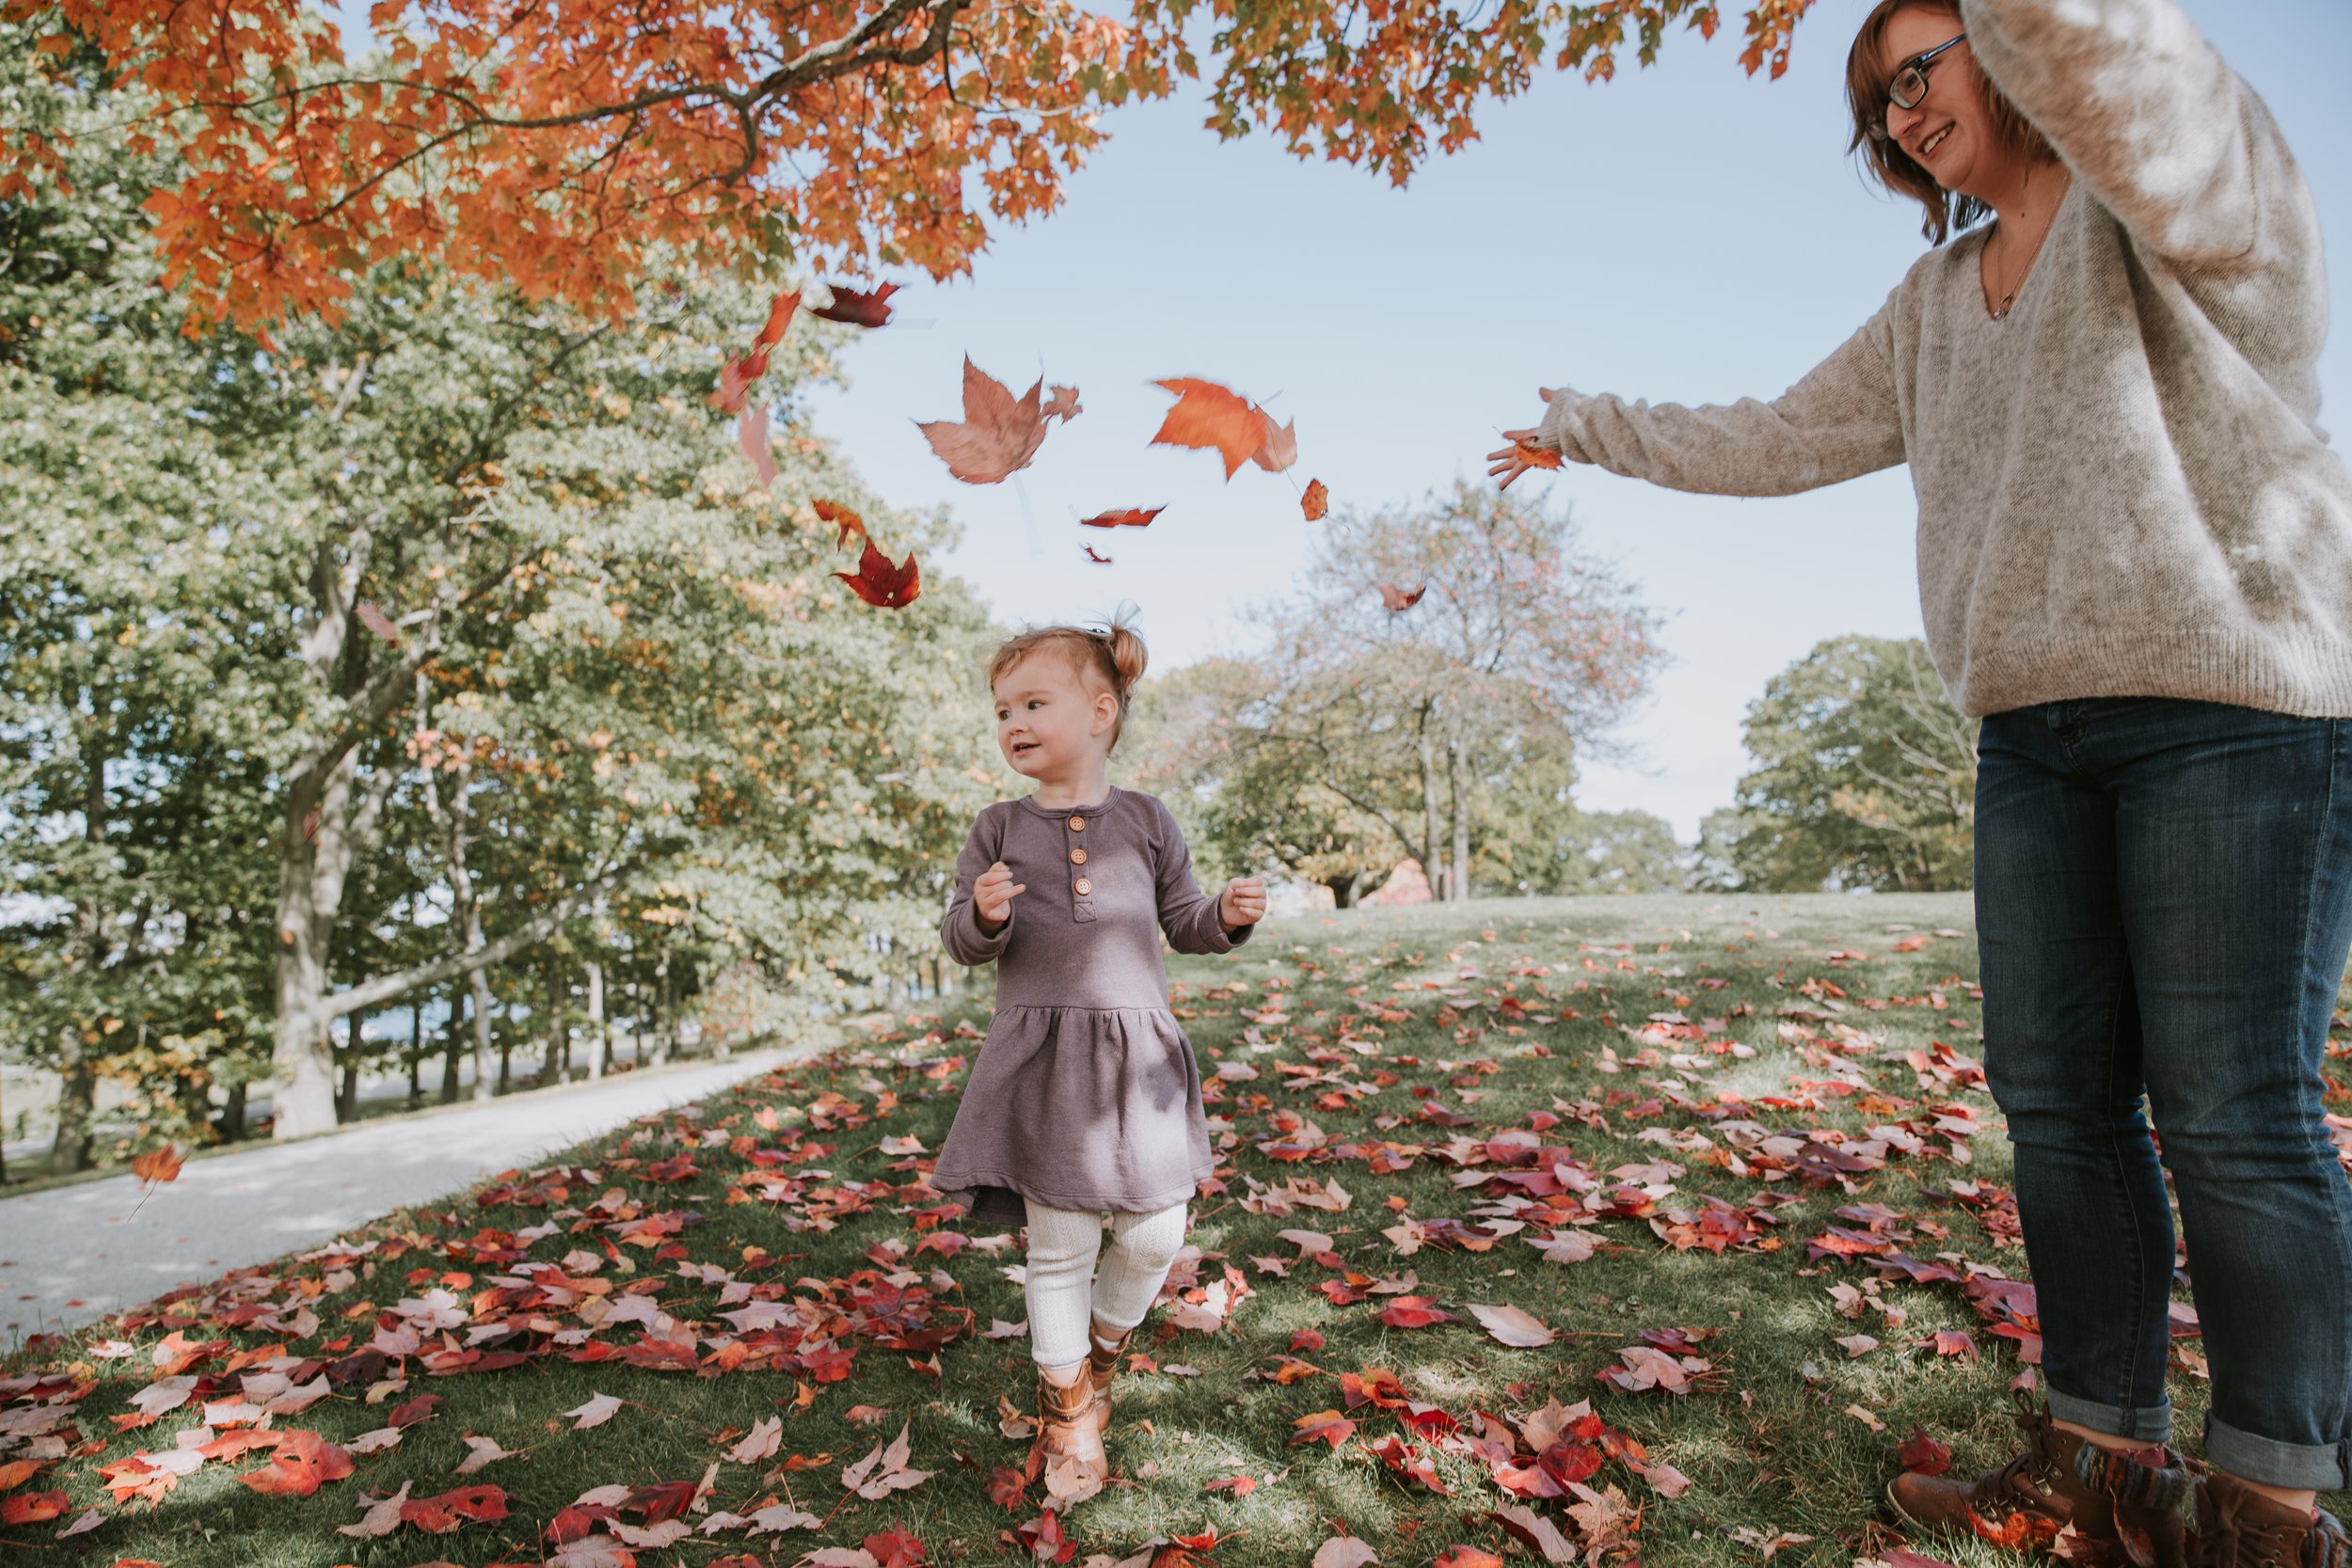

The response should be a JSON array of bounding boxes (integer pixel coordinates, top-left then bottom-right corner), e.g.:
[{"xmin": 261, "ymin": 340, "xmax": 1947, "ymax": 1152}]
[{"xmin": 1865, "ymin": 32, "xmax": 1967, "ymax": 143}]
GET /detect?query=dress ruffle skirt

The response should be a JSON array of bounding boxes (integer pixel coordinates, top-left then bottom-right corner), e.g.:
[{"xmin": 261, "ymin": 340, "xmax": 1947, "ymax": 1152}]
[{"xmin": 932, "ymin": 1005, "xmax": 1216, "ymax": 1227}]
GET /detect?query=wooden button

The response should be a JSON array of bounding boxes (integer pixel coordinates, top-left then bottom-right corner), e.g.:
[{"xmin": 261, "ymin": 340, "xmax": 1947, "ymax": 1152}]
[
  {"xmin": 1068, "ymin": 816, "xmax": 1086, "ymax": 832},
  {"xmin": 1073, "ymin": 877, "xmax": 1092, "ymax": 895},
  {"xmin": 1069, "ymin": 848, "xmax": 1088, "ymax": 864}
]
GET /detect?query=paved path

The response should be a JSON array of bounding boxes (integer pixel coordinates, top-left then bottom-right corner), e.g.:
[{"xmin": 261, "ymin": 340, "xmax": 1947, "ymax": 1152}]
[{"xmin": 0, "ymin": 1051, "xmax": 793, "ymax": 1341}]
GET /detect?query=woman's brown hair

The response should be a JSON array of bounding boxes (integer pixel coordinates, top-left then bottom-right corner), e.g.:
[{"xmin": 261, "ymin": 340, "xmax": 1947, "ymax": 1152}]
[
  {"xmin": 1846, "ymin": 0, "xmax": 2056, "ymax": 245},
  {"xmin": 987, "ymin": 615, "xmax": 1150, "ymax": 751}
]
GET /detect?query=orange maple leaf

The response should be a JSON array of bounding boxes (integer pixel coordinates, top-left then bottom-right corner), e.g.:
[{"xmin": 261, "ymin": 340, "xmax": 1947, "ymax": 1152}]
[
  {"xmin": 814, "ymin": 499, "xmax": 866, "ymax": 549},
  {"xmin": 1082, "ymin": 545, "xmax": 1113, "ymax": 564},
  {"xmin": 836, "ymin": 538, "xmax": 921, "ymax": 609},
  {"xmin": 1512, "ymin": 439, "xmax": 1564, "ymax": 470},
  {"xmin": 131, "ymin": 1145, "xmax": 183, "ymax": 1186},
  {"xmin": 1045, "ymin": 385, "xmax": 1083, "ymax": 422},
  {"xmin": 1301, "ymin": 478, "xmax": 1328, "ymax": 521},
  {"xmin": 917, "ymin": 357, "xmax": 1050, "ymax": 485},
  {"xmin": 1251, "ymin": 415, "xmax": 1297, "ymax": 472},
  {"xmin": 738, "ymin": 405, "xmax": 777, "ymax": 486},
  {"xmin": 1077, "ymin": 507, "xmax": 1163, "ymax": 530},
  {"xmin": 1151, "ymin": 377, "xmax": 1268, "ymax": 480},
  {"xmin": 1378, "ymin": 583, "xmax": 1427, "ymax": 613}
]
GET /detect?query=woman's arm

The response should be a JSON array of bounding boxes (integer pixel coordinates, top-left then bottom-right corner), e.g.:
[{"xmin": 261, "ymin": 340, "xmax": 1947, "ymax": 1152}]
[
  {"xmin": 940, "ymin": 813, "xmax": 1013, "ymax": 967},
  {"xmin": 1528, "ymin": 305, "xmax": 1905, "ymax": 497},
  {"xmin": 1963, "ymin": 0, "xmax": 2277, "ymax": 269},
  {"xmin": 1150, "ymin": 800, "xmax": 1249, "ymax": 956}
]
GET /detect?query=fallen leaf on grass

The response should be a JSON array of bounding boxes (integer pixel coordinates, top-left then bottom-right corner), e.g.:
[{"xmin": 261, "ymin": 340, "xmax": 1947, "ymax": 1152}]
[
  {"xmin": 918, "ymin": 357, "xmax": 1050, "ymax": 484},
  {"xmin": 1311, "ymin": 1537, "xmax": 1379, "ymax": 1568},
  {"xmin": 1431, "ymin": 1548, "xmax": 1504, "ymax": 1568},
  {"xmin": 0, "ymin": 1490, "xmax": 66, "ymax": 1524},
  {"xmin": 563, "ymin": 1393, "xmax": 625, "ymax": 1430},
  {"xmin": 241, "ymin": 1430, "xmax": 354, "ymax": 1497},
  {"xmin": 1489, "ymin": 1503, "xmax": 1579, "ymax": 1563},
  {"xmin": 726, "ymin": 1417, "xmax": 783, "ymax": 1465},
  {"xmin": 454, "ymin": 1433, "xmax": 515, "ymax": 1474},
  {"xmin": 1291, "ymin": 1410, "xmax": 1357, "ymax": 1449},
  {"xmin": 1897, "ymin": 1430, "xmax": 1952, "ymax": 1476},
  {"xmin": 1378, "ymin": 1295, "xmax": 1453, "ymax": 1329},
  {"xmin": 1470, "ymin": 1303, "xmax": 1556, "ymax": 1348},
  {"xmin": 840, "ymin": 1421, "xmax": 932, "ymax": 1499}
]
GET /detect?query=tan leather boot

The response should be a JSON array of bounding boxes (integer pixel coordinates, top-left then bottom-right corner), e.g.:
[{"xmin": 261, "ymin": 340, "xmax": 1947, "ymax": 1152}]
[
  {"xmin": 1086, "ymin": 1316, "xmax": 1135, "ymax": 1437},
  {"xmin": 2188, "ymin": 1470, "xmax": 2351, "ymax": 1567},
  {"xmin": 1886, "ymin": 1393, "xmax": 2190, "ymax": 1567},
  {"xmin": 1025, "ymin": 1370, "xmax": 1106, "ymax": 1505}
]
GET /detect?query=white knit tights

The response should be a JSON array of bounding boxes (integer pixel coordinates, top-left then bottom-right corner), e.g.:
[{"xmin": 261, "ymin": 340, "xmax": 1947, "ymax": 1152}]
[{"xmin": 1022, "ymin": 1199, "xmax": 1189, "ymax": 1372}]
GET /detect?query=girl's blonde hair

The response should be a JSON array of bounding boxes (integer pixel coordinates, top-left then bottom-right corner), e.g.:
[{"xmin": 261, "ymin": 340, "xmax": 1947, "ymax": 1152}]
[
  {"xmin": 988, "ymin": 616, "xmax": 1150, "ymax": 750},
  {"xmin": 1845, "ymin": 0, "xmax": 2056, "ymax": 244}
]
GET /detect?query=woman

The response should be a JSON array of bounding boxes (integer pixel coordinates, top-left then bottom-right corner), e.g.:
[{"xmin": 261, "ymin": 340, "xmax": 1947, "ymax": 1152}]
[{"xmin": 1492, "ymin": 1, "xmax": 2352, "ymax": 1562}]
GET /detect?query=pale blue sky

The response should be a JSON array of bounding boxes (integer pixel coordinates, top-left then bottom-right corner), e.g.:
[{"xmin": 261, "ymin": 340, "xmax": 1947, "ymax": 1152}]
[{"xmin": 791, "ymin": 0, "xmax": 2352, "ymax": 838}]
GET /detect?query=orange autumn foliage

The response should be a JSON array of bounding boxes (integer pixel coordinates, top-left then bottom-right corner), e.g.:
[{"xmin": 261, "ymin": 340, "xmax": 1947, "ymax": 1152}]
[{"xmin": 0, "ymin": 1, "xmax": 1816, "ymax": 332}]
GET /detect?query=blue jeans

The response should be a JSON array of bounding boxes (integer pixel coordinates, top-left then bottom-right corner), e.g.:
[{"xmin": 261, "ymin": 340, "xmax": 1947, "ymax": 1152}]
[{"xmin": 1976, "ymin": 697, "xmax": 2352, "ymax": 1491}]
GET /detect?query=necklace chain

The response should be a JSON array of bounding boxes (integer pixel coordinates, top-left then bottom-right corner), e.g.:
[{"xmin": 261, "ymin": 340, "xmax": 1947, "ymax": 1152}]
[{"xmin": 1987, "ymin": 170, "xmax": 2068, "ymax": 321}]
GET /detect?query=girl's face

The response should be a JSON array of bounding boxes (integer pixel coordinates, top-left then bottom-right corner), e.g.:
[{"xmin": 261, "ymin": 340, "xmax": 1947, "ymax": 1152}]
[
  {"xmin": 1878, "ymin": 8, "xmax": 2004, "ymax": 200},
  {"xmin": 993, "ymin": 651, "xmax": 1118, "ymax": 783}
]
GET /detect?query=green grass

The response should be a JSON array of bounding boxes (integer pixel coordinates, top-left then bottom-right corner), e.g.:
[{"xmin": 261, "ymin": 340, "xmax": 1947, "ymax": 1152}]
[{"xmin": 3, "ymin": 893, "xmax": 2344, "ymax": 1568}]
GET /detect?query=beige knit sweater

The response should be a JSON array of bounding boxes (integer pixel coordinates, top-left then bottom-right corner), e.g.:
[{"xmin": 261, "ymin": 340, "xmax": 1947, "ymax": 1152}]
[{"xmin": 1532, "ymin": 0, "xmax": 2352, "ymax": 719}]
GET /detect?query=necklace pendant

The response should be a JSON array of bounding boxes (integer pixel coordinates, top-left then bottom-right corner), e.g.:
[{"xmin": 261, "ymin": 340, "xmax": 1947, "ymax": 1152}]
[{"xmin": 1992, "ymin": 304, "xmax": 2011, "ymax": 322}]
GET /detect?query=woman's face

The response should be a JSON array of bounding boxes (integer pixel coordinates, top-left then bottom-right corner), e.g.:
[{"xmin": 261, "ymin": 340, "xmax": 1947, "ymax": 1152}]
[{"xmin": 1878, "ymin": 8, "xmax": 2004, "ymax": 199}]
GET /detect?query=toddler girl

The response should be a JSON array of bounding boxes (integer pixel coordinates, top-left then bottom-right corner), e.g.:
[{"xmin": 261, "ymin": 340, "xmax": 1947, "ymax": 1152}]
[{"xmin": 932, "ymin": 619, "xmax": 1265, "ymax": 1502}]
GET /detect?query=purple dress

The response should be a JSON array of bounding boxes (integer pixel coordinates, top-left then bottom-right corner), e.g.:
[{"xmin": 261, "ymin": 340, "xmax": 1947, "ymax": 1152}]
[{"xmin": 932, "ymin": 788, "xmax": 1249, "ymax": 1226}]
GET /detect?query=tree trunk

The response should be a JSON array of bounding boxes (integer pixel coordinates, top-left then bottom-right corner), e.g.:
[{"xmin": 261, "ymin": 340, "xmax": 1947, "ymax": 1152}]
[
  {"xmin": 270, "ymin": 742, "xmax": 396, "ymax": 1139},
  {"xmin": 407, "ymin": 998, "xmax": 423, "ymax": 1105},
  {"xmin": 586, "ymin": 960, "xmax": 608, "ymax": 1080},
  {"xmin": 1447, "ymin": 736, "xmax": 1471, "ymax": 902},
  {"xmin": 336, "ymin": 1013, "xmax": 360, "ymax": 1122},
  {"xmin": 218, "ymin": 1081, "xmax": 247, "ymax": 1142},
  {"xmin": 440, "ymin": 988, "xmax": 468, "ymax": 1104},
  {"xmin": 1418, "ymin": 727, "xmax": 1445, "ymax": 897},
  {"xmin": 652, "ymin": 948, "xmax": 674, "ymax": 1067},
  {"xmin": 541, "ymin": 960, "xmax": 565, "ymax": 1087},
  {"xmin": 50, "ymin": 1023, "xmax": 95, "ymax": 1174},
  {"xmin": 1323, "ymin": 873, "xmax": 1359, "ymax": 910},
  {"xmin": 471, "ymin": 960, "xmax": 497, "ymax": 1102}
]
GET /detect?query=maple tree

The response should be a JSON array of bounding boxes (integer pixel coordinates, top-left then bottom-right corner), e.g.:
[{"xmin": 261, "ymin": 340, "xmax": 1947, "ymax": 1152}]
[{"xmin": 1, "ymin": 1, "xmax": 1818, "ymax": 333}]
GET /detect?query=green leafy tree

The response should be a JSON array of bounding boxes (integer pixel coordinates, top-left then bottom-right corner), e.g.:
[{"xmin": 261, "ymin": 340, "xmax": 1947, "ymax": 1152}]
[{"xmin": 1719, "ymin": 635, "xmax": 1977, "ymax": 893}]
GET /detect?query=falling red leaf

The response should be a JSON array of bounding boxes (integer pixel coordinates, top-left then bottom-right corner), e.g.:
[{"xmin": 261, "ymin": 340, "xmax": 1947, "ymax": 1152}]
[
  {"xmin": 814, "ymin": 499, "xmax": 866, "ymax": 549},
  {"xmin": 1082, "ymin": 545, "xmax": 1113, "ymax": 565},
  {"xmin": 1251, "ymin": 415, "xmax": 1298, "ymax": 472},
  {"xmin": 1376, "ymin": 584, "xmax": 1426, "ymax": 613},
  {"xmin": 1078, "ymin": 506, "xmax": 1163, "ymax": 530},
  {"xmin": 738, "ymin": 405, "xmax": 777, "ymax": 486},
  {"xmin": 1045, "ymin": 384, "xmax": 1082, "ymax": 421},
  {"xmin": 1151, "ymin": 377, "xmax": 1268, "ymax": 480},
  {"xmin": 812, "ymin": 281, "xmax": 900, "ymax": 327},
  {"xmin": 1897, "ymin": 1430, "xmax": 1953, "ymax": 1476},
  {"xmin": 1512, "ymin": 439, "xmax": 1563, "ymax": 470},
  {"xmin": 241, "ymin": 1431, "xmax": 355, "ymax": 1497},
  {"xmin": 130, "ymin": 1145, "xmax": 183, "ymax": 1186},
  {"xmin": 835, "ymin": 538, "xmax": 921, "ymax": 610},
  {"xmin": 712, "ymin": 289, "xmax": 800, "ymax": 411},
  {"xmin": 1301, "ymin": 478, "xmax": 1328, "ymax": 521},
  {"xmin": 917, "ymin": 357, "xmax": 1051, "ymax": 484},
  {"xmin": 355, "ymin": 600, "xmax": 401, "ymax": 645}
]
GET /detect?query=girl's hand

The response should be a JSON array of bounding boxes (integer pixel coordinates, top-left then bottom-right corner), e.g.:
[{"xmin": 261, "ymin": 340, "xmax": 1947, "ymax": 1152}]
[
  {"xmin": 1485, "ymin": 387, "xmax": 1557, "ymax": 491},
  {"xmin": 975, "ymin": 861, "xmax": 1025, "ymax": 931},
  {"xmin": 1218, "ymin": 876, "xmax": 1267, "ymax": 930}
]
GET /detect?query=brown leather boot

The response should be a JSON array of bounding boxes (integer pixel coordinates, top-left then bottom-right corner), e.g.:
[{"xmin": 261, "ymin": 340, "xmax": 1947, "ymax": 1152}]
[
  {"xmin": 1086, "ymin": 1316, "xmax": 1135, "ymax": 1437},
  {"xmin": 2188, "ymin": 1470, "xmax": 2351, "ymax": 1567},
  {"xmin": 1886, "ymin": 1393, "xmax": 2190, "ymax": 1567},
  {"xmin": 1025, "ymin": 1370, "xmax": 1106, "ymax": 1505}
]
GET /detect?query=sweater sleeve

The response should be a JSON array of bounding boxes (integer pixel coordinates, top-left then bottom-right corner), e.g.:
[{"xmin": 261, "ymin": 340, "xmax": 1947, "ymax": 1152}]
[
  {"xmin": 1961, "ymin": 0, "xmax": 2266, "ymax": 269},
  {"xmin": 1532, "ymin": 303, "xmax": 1905, "ymax": 497},
  {"xmin": 939, "ymin": 810, "xmax": 1013, "ymax": 967},
  {"xmin": 1149, "ymin": 798, "xmax": 1250, "ymax": 956}
]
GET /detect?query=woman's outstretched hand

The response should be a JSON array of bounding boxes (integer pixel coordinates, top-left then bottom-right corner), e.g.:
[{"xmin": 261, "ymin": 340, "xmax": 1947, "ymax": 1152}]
[{"xmin": 1486, "ymin": 387, "xmax": 1557, "ymax": 491}]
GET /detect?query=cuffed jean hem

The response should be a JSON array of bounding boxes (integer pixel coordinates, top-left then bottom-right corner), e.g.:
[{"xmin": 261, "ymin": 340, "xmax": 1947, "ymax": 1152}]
[
  {"xmin": 2047, "ymin": 1385, "xmax": 2172, "ymax": 1446},
  {"xmin": 2203, "ymin": 1413, "xmax": 2352, "ymax": 1492}
]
